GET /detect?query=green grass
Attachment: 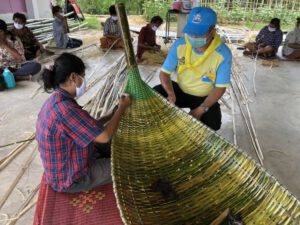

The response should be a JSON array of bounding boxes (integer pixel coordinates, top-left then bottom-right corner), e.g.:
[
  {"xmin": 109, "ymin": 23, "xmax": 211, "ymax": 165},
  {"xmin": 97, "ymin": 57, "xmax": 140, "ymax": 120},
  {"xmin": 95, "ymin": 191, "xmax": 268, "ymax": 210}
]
[
  {"xmin": 84, "ymin": 16, "xmax": 101, "ymax": 30},
  {"xmin": 244, "ymin": 21, "xmax": 294, "ymax": 32}
]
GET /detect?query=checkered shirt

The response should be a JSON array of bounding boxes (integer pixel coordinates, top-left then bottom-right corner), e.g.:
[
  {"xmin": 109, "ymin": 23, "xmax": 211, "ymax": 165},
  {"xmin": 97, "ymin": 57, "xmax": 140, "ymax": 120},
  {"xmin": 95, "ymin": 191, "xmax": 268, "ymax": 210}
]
[{"xmin": 36, "ymin": 88, "xmax": 103, "ymax": 192}]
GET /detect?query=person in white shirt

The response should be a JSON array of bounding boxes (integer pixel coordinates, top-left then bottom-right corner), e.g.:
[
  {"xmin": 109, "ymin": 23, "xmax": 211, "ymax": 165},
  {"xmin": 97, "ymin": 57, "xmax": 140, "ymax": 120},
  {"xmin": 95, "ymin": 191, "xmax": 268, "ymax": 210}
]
[{"xmin": 282, "ymin": 17, "xmax": 300, "ymax": 60}]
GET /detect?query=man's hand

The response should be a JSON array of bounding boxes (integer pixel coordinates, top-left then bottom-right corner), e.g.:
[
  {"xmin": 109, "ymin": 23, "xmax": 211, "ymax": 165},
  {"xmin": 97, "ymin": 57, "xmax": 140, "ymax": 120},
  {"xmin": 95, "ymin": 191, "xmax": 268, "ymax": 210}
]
[
  {"xmin": 118, "ymin": 94, "xmax": 132, "ymax": 111},
  {"xmin": 189, "ymin": 107, "xmax": 206, "ymax": 120},
  {"xmin": 167, "ymin": 93, "xmax": 176, "ymax": 104}
]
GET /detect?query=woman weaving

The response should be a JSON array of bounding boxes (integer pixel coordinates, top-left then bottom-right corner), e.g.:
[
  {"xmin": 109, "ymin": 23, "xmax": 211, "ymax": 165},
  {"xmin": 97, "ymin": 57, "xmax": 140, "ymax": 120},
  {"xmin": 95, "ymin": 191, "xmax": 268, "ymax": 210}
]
[{"xmin": 35, "ymin": 53, "xmax": 131, "ymax": 192}]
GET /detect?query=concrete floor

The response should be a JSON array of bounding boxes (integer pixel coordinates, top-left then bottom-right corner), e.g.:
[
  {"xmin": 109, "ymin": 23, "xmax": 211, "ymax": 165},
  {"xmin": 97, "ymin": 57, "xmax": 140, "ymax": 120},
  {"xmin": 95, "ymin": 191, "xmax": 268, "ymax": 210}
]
[{"xmin": 0, "ymin": 30, "xmax": 300, "ymax": 224}]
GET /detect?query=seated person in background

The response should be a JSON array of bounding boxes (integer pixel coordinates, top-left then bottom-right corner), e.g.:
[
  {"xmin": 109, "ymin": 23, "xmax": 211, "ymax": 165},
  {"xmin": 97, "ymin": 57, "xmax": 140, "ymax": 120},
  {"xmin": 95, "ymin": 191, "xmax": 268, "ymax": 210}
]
[
  {"xmin": 137, "ymin": 16, "xmax": 165, "ymax": 64},
  {"xmin": 10, "ymin": 12, "xmax": 53, "ymax": 60},
  {"xmin": 100, "ymin": 5, "xmax": 124, "ymax": 50},
  {"xmin": 282, "ymin": 17, "xmax": 300, "ymax": 60},
  {"xmin": 0, "ymin": 19, "xmax": 41, "ymax": 81},
  {"xmin": 244, "ymin": 18, "xmax": 283, "ymax": 58},
  {"xmin": 137, "ymin": 16, "xmax": 164, "ymax": 64},
  {"xmin": 52, "ymin": 5, "xmax": 82, "ymax": 49}
]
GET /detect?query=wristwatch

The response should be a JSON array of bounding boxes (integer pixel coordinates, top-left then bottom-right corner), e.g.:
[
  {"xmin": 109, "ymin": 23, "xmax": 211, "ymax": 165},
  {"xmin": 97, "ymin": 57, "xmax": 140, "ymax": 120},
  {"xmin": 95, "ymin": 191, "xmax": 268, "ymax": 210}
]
[{"xmin": 200, "ymin": 104, "xmax": 209, "ymax": 113}]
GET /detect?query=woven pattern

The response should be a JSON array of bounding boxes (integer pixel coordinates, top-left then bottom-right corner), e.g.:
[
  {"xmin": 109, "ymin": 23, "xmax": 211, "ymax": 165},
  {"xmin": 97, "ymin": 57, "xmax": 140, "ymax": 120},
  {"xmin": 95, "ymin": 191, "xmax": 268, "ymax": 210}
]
[
  {"xmin": 34, "ymin": 175, "xmax": 123, "ymax": 225},
  {"xmin": 112, "ymin": 68, "xmax": 300, "ymax": 224}
]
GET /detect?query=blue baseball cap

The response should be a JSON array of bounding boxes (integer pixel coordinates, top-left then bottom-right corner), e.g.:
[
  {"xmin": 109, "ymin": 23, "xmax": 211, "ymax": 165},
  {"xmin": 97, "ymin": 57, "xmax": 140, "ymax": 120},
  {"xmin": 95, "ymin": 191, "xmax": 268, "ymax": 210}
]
[{"xmin": 183, "ymin": 7, "xmax": 217, "ymax": 36}]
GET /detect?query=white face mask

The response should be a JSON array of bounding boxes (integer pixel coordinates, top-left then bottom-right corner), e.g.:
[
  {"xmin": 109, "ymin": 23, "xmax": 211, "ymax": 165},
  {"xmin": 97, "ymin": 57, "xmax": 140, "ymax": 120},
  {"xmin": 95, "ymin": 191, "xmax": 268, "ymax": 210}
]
[
  {"xmin": 268, "ymin": 26, "xmax": 276, "ymax": 32},
  {"xmin": 75, "ymin": 76, "xmax": 86, "ymax": 97},
  {"xmin": 152, "ymin": 25, "xmax": 158, "ymax": 31},
  {"xmin": 14, "ymin": 22, "xmax": 24, "ymax": 30},
  {"xmin": 112, "ymin": 16, "xmax": 118, "ymax": 21},
  {"xmin": 59, "ymin": 12, "xmax": 64, "ymax": 17}
]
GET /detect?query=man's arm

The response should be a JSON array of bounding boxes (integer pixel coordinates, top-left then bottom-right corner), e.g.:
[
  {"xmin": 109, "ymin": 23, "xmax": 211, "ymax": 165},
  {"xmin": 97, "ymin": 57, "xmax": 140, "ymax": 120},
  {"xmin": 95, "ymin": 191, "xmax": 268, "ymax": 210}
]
[
  {"xmin": 189, "ymin": 87, "xmax": 226, "ymax": 119},
  {"xmin": 288, "ymin": 43, "xmax": 300, "ymax": 49},
  {"xmin": 159, "ymin": 71, "xmax": 176, "ymax": 104},
  {"xmin": 138, "ymin": 42, "xmax": 160, "ymax": 51}
]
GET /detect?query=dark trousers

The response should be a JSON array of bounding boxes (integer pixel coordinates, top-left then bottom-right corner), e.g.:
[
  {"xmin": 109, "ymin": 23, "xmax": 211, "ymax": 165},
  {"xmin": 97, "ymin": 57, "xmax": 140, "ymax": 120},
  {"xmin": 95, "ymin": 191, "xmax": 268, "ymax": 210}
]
[
  {"xmin": 66, "ymin": 38, "xmax": 83, "ymax": 48},
  {"xmin": 14, "ymin": 62, "xmax": 41, "ymax": 76},
  {"xmin": 65, "ymin": 142, "xmax": 112, "ymax": 193},
  {"xmin": 153, "ymin": 81, "xmax": 222, "ymax": 131}
]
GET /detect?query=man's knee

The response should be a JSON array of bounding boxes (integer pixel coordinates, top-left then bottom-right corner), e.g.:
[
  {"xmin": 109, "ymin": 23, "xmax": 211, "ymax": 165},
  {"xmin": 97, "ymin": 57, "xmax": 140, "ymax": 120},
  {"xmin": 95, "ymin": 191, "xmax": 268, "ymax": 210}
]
[
  {"xmin": 153, "ymin": 84, "xmax": 167, "ymax": 97},
  {"xmin": 207, "ymin": 121, "xmax": 222, "ymax": 131}
]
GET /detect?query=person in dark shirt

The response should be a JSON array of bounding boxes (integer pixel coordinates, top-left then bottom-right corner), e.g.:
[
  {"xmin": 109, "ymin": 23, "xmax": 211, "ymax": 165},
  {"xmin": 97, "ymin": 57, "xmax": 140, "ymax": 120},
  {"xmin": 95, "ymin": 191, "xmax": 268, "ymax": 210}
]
[
  {"xmin": 10, "ymin": 12, "xmax": 53, "ymax": 60},
  {"xmin": 244, "ymin": 18, "xmax": 283, "ymax": 58},
  {"xmin": 137, "ymin": 16, "xmax": 164, "ymax": 63}
]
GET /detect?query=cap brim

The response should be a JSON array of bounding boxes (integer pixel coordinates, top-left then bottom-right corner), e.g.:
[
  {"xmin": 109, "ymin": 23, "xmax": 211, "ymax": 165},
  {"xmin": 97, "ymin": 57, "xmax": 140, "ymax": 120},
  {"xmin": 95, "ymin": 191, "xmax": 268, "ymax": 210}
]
[{"xmin": 183, "ymin": 24, "xmax": 211, "ymax": 36}]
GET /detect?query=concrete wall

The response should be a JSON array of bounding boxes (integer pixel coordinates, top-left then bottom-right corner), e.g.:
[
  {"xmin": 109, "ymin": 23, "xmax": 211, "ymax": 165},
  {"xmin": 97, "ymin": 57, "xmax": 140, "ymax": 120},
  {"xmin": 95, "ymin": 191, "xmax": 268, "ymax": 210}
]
[
  {"xmin": 0, "ymin": 0, "xmax": 27, "ymax": 22},
  {"xmin": 0, "ymin": 0, "xmax": 52, "ymax": 22}
]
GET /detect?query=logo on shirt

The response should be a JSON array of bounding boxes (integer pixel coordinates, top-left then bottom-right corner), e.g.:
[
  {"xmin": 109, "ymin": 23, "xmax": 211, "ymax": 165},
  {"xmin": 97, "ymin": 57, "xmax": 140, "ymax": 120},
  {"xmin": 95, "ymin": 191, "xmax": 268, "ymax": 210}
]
[
  {"xmin": 202, "ymin": 68, "xmax": 216, "ymax": 83},
  {"xmin": 178, "ymin": 57, "xmax": 185, "ymax": 65},
  {"xmin": 192, "ymin": 14, "xmax": 202, "ymax": 24}
]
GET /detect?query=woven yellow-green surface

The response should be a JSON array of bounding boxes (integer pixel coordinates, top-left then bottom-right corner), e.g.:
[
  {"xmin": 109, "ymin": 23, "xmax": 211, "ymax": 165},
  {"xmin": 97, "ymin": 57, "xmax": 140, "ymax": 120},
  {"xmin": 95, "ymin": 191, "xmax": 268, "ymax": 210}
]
[{"xmin": 112, "ymin": 68, "xmax": 300, "ymax": 225}]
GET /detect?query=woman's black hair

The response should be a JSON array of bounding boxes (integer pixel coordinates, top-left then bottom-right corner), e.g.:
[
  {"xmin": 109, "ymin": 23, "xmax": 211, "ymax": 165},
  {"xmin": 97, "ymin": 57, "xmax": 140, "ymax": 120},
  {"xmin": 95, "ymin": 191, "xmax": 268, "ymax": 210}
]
[
  {"xmin": 52, "ymin": 5, "xmax": 62, "ymax": 15},
  {"xmin": 13, "ymin": 12, "xmax": 27, "ymax": 23},
  {"xmin": 109, "ymin": 5, "xmax": 117, "ymax": 16},
  {"xmin": 270, "ymin": 18, "xmax": 280, "ymax": 30},
  {"xmin": 0, "ymin": 19, "xmax": 7, "ymax": 32},
  {"xmin": 297, "ymin": 17, "xmax": 300, "ymax": 24},
  {"xmin": 42, "ymin": 53, "xmax": 85, "ymax": 93},
  {"xmin": 151, "ymin": 16, "xmax": 163, "ymax": 24},
  {"xmin": 0, "ymin": 19, "xmax": 16, "ymax": 42}
]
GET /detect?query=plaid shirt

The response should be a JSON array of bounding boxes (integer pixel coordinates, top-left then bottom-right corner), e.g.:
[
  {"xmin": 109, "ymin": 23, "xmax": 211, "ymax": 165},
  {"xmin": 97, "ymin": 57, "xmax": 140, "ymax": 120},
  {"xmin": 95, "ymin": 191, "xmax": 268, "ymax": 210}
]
[
  {"xmin": 103, "ymin": 17, "xmax": 121, "ymax": 37},
  {"xmin": 256, "ymin": 26, "xmax": 283, "ymax": 51},
  {"xmin": 36, "ymin": 88, "xmax": 103, "ymax": 192}
]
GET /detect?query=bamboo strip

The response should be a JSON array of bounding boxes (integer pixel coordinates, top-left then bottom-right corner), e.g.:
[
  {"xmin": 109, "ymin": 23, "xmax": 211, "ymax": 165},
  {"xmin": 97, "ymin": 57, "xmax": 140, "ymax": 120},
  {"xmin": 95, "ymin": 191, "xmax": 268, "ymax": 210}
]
[
  {"xmin": 0, "ymin": 133, "xmax": 35, "ymax": 171},
  {"xmin": 231, "ymin": 83, "xmax": 263, "ymax": 165},
  {"xmin": 230, "ymin": 88, "xmax": 237, "ymax": 146},
  {"xmin": 0, "ymin": 147, "xmax": 37, "ymax": 210},
  {"xmin": 7, "ymin": 184, "xmax": 40, "ymax": 225}
]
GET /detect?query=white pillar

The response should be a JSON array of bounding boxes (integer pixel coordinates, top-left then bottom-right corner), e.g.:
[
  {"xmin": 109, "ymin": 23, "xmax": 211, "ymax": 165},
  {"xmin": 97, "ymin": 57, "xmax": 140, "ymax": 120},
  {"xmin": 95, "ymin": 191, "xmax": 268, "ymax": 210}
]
[
  {"xmin": 25, "ymin": 0, "xmax": 52, "ymax": 19},
  {"xmin": 177, "ymin": 14, "xmax": 188, "ymax": 38}
]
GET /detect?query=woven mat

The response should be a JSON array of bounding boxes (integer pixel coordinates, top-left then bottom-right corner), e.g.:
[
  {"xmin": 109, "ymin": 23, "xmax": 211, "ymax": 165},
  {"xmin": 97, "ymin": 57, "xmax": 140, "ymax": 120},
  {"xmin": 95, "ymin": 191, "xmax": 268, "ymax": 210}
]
[{"xmin": 33, "ymin": 175, "xmax": 123, "ymax": 225}]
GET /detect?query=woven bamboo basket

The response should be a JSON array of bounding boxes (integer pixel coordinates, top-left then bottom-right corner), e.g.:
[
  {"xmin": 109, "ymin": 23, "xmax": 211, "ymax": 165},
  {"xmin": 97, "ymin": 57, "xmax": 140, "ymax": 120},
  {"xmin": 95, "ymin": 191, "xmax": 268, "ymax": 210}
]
[{"xmin": 112, "ymin": 4, "xmax": 300, "ymax": 225}]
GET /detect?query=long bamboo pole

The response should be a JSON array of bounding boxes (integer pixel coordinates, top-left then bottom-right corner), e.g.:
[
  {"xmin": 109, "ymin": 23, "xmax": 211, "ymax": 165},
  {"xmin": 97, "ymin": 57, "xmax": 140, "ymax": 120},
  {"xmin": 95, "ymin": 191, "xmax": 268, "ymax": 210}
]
[{"xmin": 116, "ymin": 3, "xmax": 137, "ymax": 68}]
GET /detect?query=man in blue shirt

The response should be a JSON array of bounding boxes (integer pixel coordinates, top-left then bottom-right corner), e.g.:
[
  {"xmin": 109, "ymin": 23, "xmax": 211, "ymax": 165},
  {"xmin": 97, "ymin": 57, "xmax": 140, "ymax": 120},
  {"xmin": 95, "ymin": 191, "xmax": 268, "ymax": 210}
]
[{"xmin": 154, "ymin": 7, "xmax": 232, "ymax": 131}]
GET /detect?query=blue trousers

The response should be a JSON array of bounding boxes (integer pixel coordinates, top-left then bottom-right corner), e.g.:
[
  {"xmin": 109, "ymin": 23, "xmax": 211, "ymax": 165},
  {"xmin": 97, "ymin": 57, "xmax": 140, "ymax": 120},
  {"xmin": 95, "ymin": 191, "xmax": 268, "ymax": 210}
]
[{"xmin": 14, "ymin": 62, "xmax": 42, "ymax": 76}]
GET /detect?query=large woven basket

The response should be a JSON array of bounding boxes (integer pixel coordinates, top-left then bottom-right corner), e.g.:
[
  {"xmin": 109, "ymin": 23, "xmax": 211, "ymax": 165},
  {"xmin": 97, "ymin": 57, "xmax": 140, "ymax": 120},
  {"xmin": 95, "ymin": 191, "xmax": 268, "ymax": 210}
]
[{"xmin": 112, "ymin": 4, "xmax": 300, "ymax": 225}]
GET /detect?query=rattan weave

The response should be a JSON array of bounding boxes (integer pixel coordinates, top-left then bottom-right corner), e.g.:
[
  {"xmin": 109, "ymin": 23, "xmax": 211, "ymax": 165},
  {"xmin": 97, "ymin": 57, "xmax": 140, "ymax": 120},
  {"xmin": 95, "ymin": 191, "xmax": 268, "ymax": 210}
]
[{"xmin": 112, "ymin": 68, "xmax": 300, "ymax": 225}]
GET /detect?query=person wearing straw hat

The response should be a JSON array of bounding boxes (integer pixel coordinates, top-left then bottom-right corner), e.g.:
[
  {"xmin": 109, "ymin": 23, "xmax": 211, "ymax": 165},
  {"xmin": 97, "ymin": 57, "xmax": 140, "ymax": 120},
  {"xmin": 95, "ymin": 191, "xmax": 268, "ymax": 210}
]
[{"xmin": 154, "ymin": 7, "xmax": 232, "ymax": 131}]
